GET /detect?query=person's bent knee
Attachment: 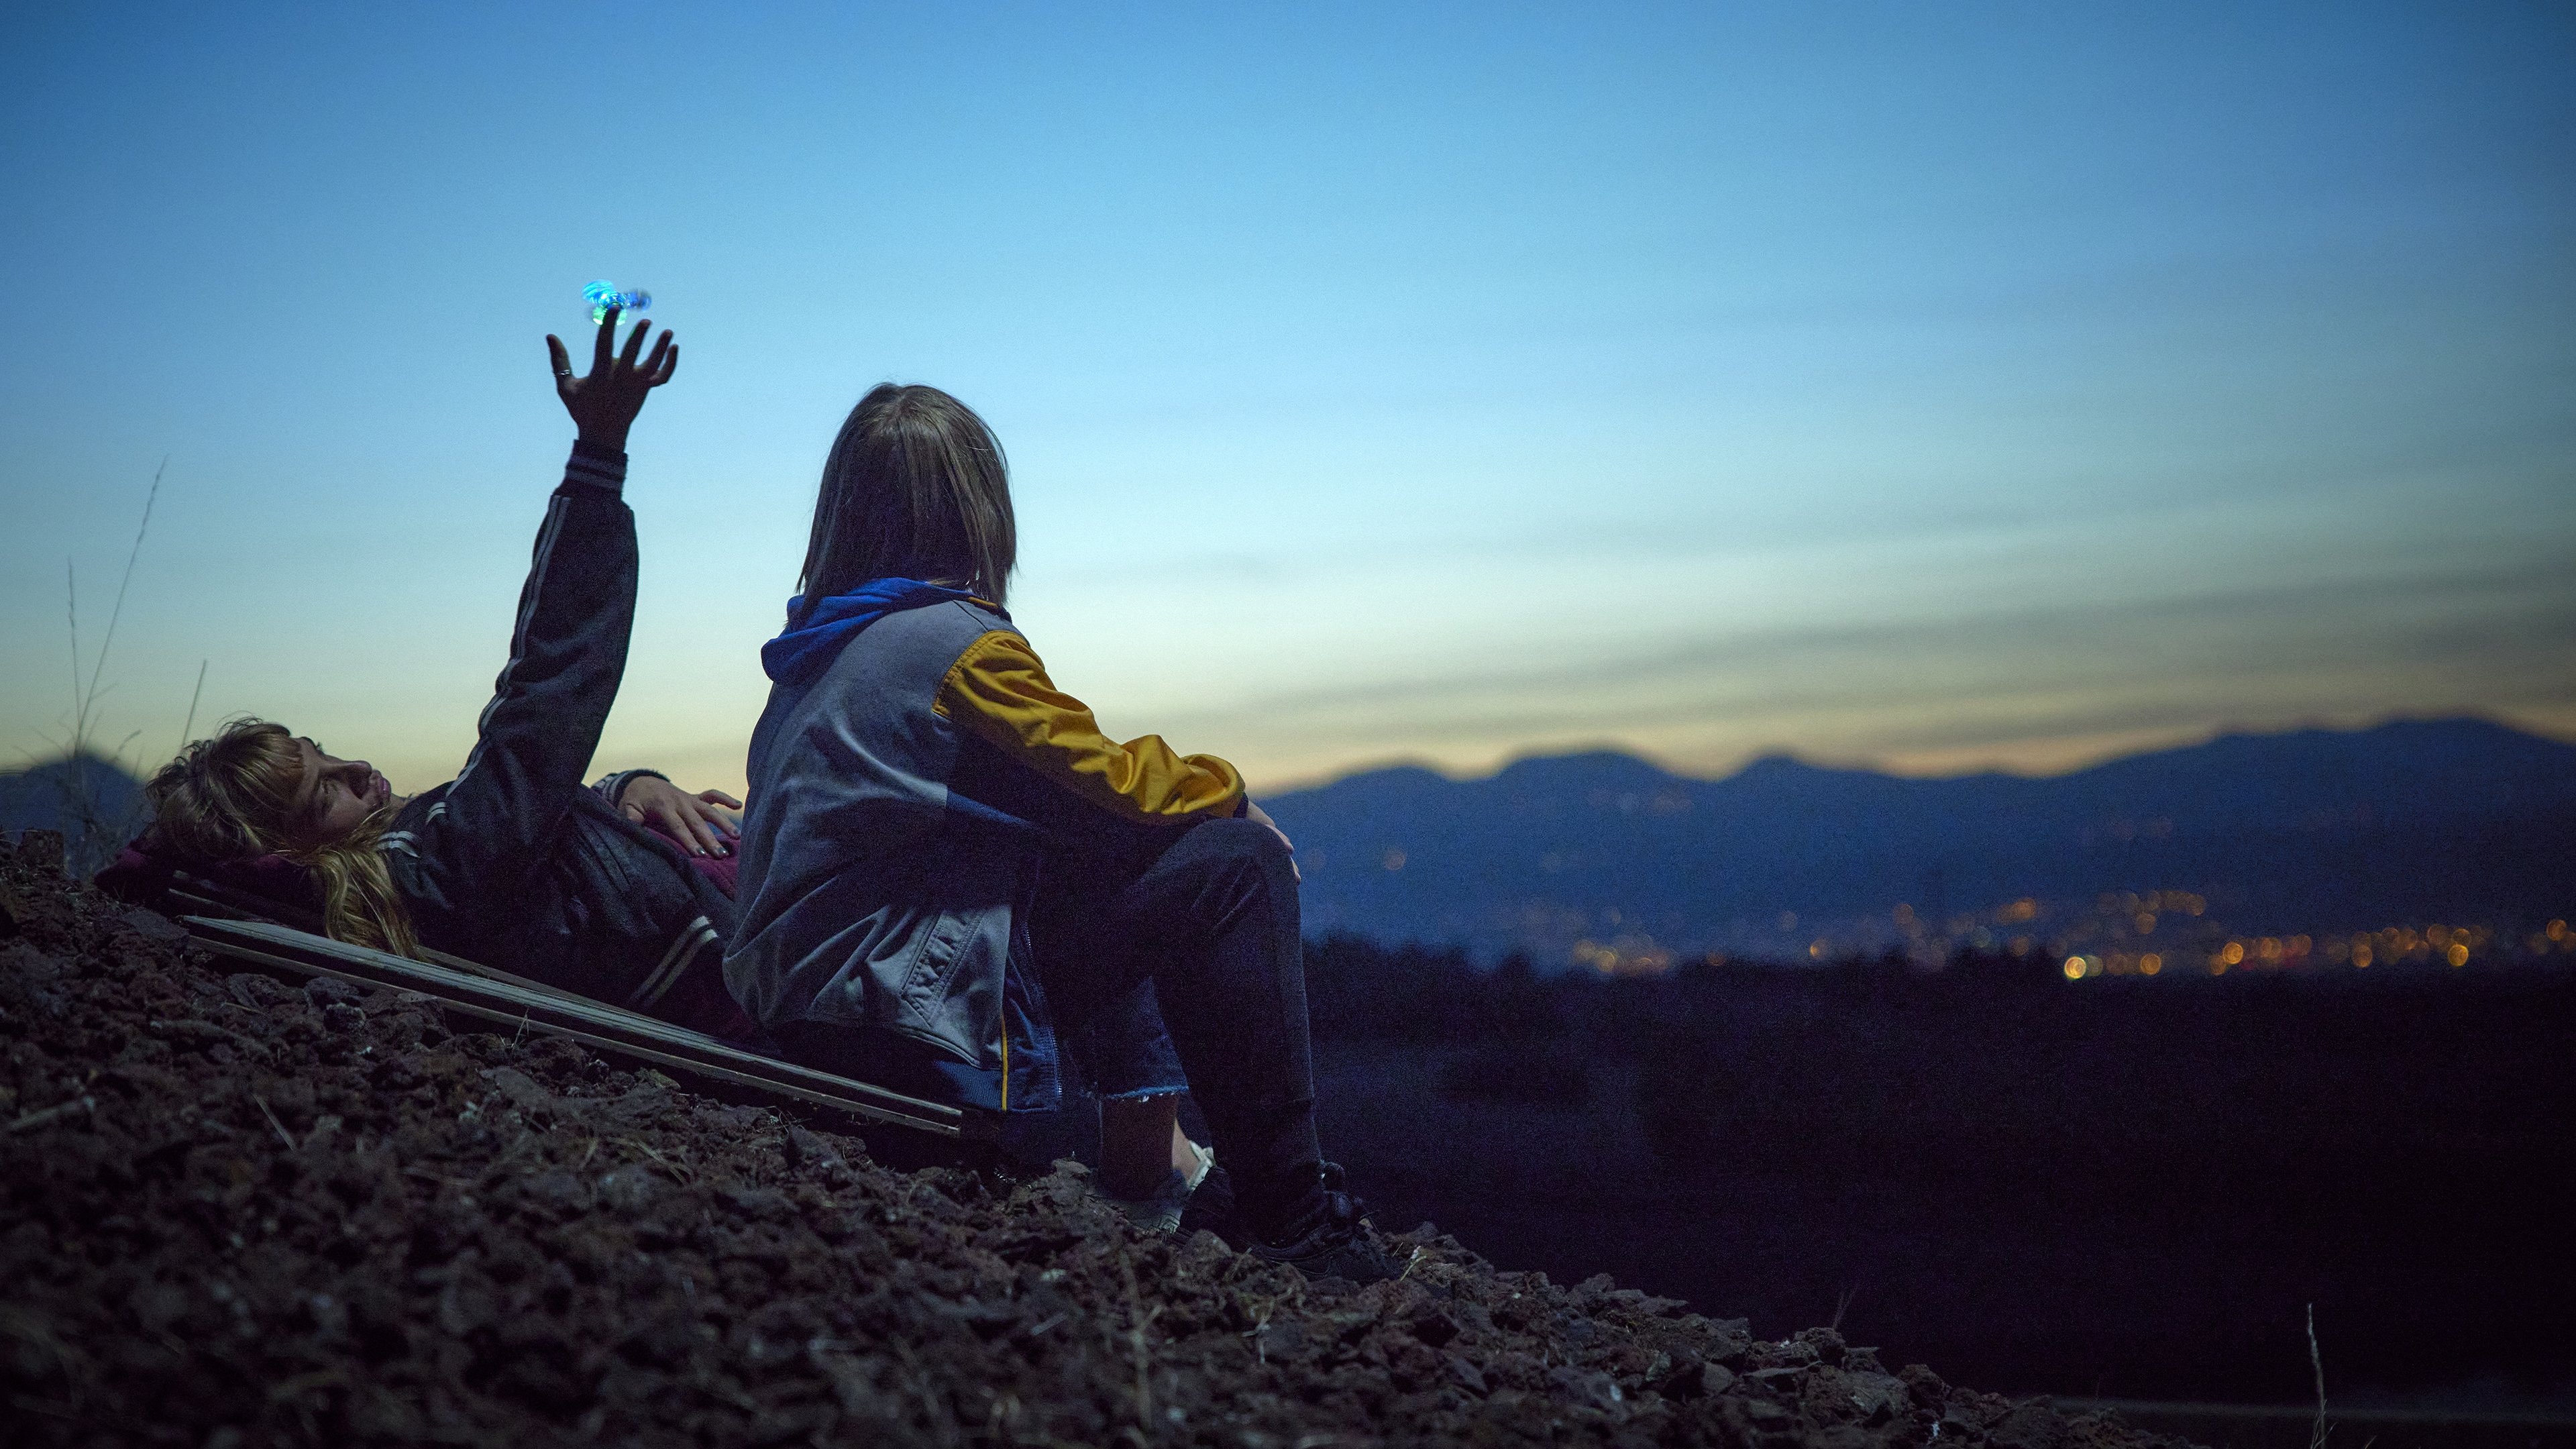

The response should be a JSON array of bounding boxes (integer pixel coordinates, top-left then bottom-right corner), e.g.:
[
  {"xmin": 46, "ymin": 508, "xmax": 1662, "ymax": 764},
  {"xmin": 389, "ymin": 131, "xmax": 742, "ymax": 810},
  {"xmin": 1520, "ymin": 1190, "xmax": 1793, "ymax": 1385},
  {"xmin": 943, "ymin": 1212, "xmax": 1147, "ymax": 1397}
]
[{"xmin": 1195, "ymin": 815, "xmax": 1292, "ymax": 873}]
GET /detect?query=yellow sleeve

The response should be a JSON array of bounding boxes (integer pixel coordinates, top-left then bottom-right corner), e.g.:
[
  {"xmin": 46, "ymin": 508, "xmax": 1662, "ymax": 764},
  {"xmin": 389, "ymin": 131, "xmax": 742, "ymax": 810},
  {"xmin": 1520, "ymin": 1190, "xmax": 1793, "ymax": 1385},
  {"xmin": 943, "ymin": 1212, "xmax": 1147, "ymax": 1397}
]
[{"xmin": 934, "ymin": 631, "xmax": 1246, "ymax": 824}]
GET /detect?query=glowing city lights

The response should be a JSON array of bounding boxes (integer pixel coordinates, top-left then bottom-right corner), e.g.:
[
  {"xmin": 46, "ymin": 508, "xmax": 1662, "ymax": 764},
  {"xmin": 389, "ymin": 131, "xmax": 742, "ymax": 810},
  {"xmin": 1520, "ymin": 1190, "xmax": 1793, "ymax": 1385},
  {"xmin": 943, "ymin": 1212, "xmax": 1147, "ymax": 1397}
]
[
  {"xmin": 1571, "ymin": 937, "xmax": 1675, "ymax": 977},
  {"xmin": 1527, "ymin": 886, "xmax": 2567, "ymax": 983}
]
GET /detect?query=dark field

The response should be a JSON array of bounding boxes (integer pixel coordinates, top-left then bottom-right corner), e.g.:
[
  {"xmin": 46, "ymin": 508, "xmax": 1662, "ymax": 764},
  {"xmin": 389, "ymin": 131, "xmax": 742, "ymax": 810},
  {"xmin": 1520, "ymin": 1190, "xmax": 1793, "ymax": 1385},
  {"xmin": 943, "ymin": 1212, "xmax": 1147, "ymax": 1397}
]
[
  {"xmin": 7, "ymin": 818, "xmax": 2570, "ymax": 1444},
  {"xmin": 1304, "ymin": 940, "xmax": 2576, "ymax": 1414}
]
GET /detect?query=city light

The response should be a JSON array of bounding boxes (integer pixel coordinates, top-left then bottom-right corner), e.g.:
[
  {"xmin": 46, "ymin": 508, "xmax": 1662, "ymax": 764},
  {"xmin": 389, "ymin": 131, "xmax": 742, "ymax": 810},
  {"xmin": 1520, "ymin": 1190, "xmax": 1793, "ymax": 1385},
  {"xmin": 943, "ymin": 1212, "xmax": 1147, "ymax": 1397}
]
[
  {"xmin": 1571, "ymin": 936, "xmax": 1676, "ymax": 977},
  {"xmin": 1539, "ymin": 890, "xmax": 2570, "ymax": 981}
]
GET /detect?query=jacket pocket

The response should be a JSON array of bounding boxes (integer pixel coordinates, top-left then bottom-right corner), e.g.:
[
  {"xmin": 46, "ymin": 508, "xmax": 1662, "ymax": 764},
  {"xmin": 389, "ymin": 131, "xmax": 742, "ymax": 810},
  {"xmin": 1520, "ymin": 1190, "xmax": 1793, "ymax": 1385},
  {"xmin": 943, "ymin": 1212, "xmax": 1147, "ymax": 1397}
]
[{"xmin": 888, "ymin": 906, "xmax": 982, "ymax": 1062}]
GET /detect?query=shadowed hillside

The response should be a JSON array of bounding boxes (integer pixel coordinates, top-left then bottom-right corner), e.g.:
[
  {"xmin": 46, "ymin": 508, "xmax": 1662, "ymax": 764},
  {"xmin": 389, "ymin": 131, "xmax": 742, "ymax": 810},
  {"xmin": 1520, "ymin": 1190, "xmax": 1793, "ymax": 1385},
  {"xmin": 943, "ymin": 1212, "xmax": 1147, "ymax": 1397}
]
[{"xmin": 0, "ymin": 833, "xmax": 2194, "ymax": 1448}]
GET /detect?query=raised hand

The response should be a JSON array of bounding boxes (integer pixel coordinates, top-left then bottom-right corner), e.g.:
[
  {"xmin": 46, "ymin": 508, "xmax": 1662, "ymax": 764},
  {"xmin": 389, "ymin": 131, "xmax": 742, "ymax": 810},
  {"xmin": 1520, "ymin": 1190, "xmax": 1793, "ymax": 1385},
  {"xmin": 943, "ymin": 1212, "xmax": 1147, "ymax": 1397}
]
[{"xmin": 546, "ymin": 306, "xmax": 677, "ymax": 452}]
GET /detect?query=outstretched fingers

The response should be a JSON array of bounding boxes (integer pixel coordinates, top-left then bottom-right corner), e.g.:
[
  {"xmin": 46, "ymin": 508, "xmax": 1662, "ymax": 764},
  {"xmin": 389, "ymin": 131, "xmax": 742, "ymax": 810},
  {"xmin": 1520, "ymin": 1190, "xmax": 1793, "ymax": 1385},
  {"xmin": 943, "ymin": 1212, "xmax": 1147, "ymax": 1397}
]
[
  {"xmin": 551, "ymin": 304, "xmax": 674, "ymax": 445},
  {"xmin": 691, "ymin": 796, "xmax": 740, "ymax": 854},
  {"xmin": 688, "ymin": 801, "xmax": 730, "ymax": 857},
  {"xmin": 666, "ymin": 796, "xmax": 729, "ymax": 857},
  {"xmin": 591, "ymin": 306, "xmax": 620, "ymax": 372}
]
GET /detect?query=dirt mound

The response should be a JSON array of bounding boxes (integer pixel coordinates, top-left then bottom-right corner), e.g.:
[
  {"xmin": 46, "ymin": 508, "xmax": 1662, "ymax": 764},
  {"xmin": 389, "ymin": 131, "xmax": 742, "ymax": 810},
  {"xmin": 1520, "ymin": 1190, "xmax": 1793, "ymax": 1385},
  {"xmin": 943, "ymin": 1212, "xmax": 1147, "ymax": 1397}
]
[{"xmin": 0, "ymin": 835, "xmax": 2190, "ymax": 1448}]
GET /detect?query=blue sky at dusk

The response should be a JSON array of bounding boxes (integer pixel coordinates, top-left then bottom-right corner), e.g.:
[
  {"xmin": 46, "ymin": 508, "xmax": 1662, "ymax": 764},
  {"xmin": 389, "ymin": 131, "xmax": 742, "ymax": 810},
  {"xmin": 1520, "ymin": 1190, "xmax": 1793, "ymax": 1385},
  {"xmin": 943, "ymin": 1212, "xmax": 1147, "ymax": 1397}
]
[{"xmin": 4, "ymin": 3, "xmax": 2570, "ymax": 797}]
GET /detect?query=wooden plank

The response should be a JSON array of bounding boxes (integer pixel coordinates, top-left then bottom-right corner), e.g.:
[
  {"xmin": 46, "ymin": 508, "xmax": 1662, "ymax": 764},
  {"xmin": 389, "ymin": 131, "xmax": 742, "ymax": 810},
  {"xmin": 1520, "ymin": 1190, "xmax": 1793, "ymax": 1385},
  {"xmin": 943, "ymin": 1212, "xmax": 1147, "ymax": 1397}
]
[
  {"xmin": 182, "ymin": 916, "xmax": 982, "ymax": 1141},
  {"xmin": 168, "ymin": 873, "xmax": 584, "ymax": 1001}
]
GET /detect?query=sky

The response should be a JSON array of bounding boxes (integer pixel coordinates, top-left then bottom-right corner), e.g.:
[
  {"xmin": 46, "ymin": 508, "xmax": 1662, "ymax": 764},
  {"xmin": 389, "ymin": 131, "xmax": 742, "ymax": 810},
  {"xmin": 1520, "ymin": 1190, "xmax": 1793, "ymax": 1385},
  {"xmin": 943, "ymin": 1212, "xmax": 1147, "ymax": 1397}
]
[{"xmin": 3, "ymin": 3, "xmax": 2571, "ymax": 798}]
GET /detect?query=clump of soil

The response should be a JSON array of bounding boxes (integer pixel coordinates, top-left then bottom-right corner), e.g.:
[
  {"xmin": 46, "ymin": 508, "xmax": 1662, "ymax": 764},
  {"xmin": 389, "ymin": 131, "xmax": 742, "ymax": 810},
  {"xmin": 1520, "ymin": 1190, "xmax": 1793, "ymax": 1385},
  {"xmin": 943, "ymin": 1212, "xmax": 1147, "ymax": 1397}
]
[{"xmin": 0, "ymin": 835, "xmax": 2190, "ymax": 1448}]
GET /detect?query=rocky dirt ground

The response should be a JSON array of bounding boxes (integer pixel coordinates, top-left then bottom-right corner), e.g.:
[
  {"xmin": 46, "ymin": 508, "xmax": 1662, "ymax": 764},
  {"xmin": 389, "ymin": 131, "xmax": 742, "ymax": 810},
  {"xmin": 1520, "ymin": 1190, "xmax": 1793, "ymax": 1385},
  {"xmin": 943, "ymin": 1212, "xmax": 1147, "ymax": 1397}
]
[{"xmin": 0, "ymin": 833, "xmax": 2192, "ymax": 1448}]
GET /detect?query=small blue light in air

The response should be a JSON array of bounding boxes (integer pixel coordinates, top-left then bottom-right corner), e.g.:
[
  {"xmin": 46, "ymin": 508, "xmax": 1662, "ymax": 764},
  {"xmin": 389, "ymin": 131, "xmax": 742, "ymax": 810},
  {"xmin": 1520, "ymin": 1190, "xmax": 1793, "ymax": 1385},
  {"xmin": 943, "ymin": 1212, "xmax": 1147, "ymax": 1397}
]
[{"xmin": 582, "ymin": 280, "xmax": 652, "ymax": 323}]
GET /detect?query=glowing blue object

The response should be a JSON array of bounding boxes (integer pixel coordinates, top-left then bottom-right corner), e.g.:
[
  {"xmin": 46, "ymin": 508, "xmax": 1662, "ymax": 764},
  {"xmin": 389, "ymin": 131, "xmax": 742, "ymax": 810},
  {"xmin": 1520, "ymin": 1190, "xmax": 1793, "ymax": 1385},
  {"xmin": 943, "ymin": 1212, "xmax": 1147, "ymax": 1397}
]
[{"xmin": 582, "ymin": 280, "xmax": 652, "ymax": 323}]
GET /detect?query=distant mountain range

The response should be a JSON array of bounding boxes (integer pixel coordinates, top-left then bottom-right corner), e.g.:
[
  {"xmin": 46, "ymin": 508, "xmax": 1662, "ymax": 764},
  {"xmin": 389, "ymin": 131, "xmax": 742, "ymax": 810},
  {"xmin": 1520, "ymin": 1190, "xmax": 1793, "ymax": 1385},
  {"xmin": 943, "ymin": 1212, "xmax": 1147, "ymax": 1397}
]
[
  {"xmin": 13, "ymin": 720, "xmax": 2575, "ymax": 968},
  {"xmin": 1256, "ymin": 718, "xmax": 2576, "ymax": 965},
  {"xmin": 0, "ymin": 753, "xmax": 146, "ymax": 837},
  {"xmin": 0, "ymin": 753, "xmax": 150, "ymax": 875}
]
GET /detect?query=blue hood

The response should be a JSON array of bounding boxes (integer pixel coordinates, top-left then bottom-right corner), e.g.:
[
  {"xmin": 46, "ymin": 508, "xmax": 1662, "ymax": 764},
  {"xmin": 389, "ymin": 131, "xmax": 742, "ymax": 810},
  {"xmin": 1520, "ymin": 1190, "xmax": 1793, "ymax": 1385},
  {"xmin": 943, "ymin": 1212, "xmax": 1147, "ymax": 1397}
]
[{"xmin": 760, "ymin": 579, "xmax": 996, "ymax": 686}]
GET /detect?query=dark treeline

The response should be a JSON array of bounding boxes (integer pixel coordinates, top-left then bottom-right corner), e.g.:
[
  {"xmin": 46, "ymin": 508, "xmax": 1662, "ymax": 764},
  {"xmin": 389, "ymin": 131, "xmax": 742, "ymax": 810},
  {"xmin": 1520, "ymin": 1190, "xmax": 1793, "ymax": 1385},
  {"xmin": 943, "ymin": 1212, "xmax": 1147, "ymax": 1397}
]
[
  {"xmin": 1300, "ymin": 934, "xmax": 2576, "ymax": 1403},
  {"xmin": 1306, "ymin": 935, "xmax": 2575, "ymax": 1176}
]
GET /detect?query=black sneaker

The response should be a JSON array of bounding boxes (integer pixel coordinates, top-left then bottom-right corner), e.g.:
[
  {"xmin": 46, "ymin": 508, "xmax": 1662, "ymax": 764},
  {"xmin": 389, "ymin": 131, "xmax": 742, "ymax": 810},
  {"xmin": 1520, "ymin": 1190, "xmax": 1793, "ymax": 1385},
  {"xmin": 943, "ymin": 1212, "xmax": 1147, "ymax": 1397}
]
[{"xmin": 1244, "ymin": 1163, "xmax": 1402, "ymax": 1285}]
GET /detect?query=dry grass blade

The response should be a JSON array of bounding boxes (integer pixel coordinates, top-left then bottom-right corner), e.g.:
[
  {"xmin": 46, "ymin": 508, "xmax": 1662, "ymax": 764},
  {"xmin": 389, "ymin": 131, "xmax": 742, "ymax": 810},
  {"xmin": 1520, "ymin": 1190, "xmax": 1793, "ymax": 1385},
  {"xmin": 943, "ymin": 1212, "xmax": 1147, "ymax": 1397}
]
[
  {"xmin": 2308, "ymin": 1301, "xmax": 2331, "ymax": 1449},
  {"xmin": 250, "ymin": 1090, "xmax": 297, "ymax": 1151},
  {"xmin": 176, "ymin": 659, "xmax": 207, "ymax": 758},
  {"xmin": 613, "ymin": 1135, "xmax": 696, "ymax": 1183},
  {"xmin": 1831, "ymin": 1281, "xmax": 1860, "ymax": 1332},
  {"xmin": 80, "ymin": 458, "xmax": 166, "ymax": 734},
  {"xmin": 51, "ymin": 458, "xmax": 170, "ymax": 877},
  {"xmin": 1120, "ymin": 1251, "xmax": 1154, "ymax": 1433},
  {"xmin": 7, "ymin": 1095, "xmax": 96, "ymax": 1134}
]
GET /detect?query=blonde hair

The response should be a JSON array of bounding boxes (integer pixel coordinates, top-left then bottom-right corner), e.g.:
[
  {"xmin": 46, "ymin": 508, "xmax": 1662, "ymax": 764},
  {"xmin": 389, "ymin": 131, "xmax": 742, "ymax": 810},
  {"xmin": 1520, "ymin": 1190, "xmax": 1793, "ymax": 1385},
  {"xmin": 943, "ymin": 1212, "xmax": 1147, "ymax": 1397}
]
[
  {"xmin": 799, "ymin": 383, "xmax": 1016, "ymax": 615},
  {"xmin": 147, "ymin": 718, "xmax": 420, "ymax": 958}
]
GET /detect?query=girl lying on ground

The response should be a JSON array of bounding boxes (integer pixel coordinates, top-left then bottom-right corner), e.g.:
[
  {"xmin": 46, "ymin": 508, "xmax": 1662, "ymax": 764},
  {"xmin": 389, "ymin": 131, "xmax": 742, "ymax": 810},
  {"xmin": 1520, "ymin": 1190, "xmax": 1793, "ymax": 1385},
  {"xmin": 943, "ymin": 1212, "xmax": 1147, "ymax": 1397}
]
[
  {"xmin": 728, "ymin": 382, "xmax": 1398, "ymax": 1283},
  {"xmin": 112, "ymin": 309, "xmax": 755, "ymax": 1039},
  {"xmin": 106, "ymin": 313, "xmax": 1215, "ymax": 1212}
]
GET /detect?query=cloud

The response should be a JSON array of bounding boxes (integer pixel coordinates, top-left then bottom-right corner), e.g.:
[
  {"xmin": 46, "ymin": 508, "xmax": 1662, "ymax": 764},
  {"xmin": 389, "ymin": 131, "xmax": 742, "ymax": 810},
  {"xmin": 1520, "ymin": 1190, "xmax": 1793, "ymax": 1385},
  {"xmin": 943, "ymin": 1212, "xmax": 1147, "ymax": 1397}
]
[{"xmin": 1180, "ymin": 554, "xmax": 2576, "ymax": 784}]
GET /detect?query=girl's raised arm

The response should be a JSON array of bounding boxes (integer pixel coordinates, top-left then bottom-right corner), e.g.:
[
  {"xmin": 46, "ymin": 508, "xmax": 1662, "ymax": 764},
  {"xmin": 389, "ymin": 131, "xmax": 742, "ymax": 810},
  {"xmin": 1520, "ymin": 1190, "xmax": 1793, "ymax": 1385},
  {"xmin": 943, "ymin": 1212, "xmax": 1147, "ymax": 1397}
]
[{"xmin": 407, "ymin": 310, "xmax": 676, "ymax": 892}]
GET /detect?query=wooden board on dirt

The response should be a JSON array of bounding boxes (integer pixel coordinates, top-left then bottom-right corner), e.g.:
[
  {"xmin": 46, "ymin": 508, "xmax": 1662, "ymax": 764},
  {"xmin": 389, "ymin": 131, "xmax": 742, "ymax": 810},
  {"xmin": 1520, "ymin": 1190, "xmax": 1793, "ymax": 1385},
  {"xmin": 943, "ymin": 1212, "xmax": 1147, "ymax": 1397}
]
[{"xmin": 181, "ymin": 915, "xmax": 980, "ymax": 1141}]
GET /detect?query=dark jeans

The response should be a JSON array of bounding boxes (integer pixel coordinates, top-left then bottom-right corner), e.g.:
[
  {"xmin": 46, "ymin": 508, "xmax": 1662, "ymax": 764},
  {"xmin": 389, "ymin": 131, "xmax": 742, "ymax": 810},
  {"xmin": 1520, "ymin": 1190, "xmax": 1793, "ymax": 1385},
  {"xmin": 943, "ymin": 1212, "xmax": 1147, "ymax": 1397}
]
[
  {"xmin": 1027, "ymin": 816, "xmax": 1320, "ymax": 1222},
  {"xmin": 1067, "ymin": 978, "xmax": 1188, "ymax": 1102}
]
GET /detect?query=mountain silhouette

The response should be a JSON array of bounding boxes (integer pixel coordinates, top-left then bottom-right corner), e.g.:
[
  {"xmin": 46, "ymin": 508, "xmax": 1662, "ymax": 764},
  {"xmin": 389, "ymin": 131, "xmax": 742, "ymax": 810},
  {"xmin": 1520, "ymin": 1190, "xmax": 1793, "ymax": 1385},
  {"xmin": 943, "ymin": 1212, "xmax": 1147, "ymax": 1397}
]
[
  {"xmin": 16, "ymin": 725, "xmax": 2573, "ymax": 967},
  {"xmin": 1258, "ymin": 717, "xmax": 2576, "ymax": 964},
  {"xmin": 0, "ymin": 753, "xmax": 146, "ymax": 843}
]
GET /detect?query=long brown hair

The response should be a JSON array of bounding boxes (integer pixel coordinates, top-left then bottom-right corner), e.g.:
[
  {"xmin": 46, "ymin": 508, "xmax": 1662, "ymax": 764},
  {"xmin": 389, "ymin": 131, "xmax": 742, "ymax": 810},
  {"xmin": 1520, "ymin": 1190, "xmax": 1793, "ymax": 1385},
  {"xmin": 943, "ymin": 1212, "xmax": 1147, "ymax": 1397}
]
[
  {"xmin": 146, "ymin": 718, "xmax": 420, "ymax": 957},
  {"xmin": 798, "ymin": 383, "xmax": 1016, "ymax": 617}
]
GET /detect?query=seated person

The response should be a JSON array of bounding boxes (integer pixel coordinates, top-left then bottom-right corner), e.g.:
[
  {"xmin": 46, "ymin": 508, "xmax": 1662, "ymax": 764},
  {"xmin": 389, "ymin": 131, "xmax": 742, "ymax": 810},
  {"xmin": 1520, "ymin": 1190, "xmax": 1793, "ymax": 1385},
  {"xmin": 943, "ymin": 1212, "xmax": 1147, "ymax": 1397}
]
[
  {"xmin": 101, "ymin": 313, "xmax": 1218, "ymax": 1201},
  {"xmin": 729, "ymin": 382, "xmax": 1396, "ymax": 1281},
  {"xmin": 111, "ymin": 309, "xmax": 749, "ymax": 1040}
]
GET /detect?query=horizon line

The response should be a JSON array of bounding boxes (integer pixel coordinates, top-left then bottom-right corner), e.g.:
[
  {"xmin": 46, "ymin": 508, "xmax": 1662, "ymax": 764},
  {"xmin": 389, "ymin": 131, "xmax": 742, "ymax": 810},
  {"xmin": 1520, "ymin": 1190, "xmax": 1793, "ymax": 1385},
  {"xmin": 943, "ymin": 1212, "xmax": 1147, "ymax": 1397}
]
[
  {"xmin": 10, "ymin": 706, "xmax": 2575, "ymax": 802},
  {"xmin": 1245, "ymin": 708, "xmax": 2576, "ymax": 797}
]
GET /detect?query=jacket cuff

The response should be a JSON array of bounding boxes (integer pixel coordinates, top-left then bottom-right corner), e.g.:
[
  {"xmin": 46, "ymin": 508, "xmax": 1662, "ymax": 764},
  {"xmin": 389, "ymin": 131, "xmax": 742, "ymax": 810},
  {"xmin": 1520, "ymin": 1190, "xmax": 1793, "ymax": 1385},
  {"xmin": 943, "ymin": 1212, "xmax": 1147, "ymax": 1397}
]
[
  {"xmin": 592, "ymin": 768, "xmax": 666, "ymax": 805},
  {"xmin": 564, "ymin": 439, "xmax": 628, "ymax": 494}
]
